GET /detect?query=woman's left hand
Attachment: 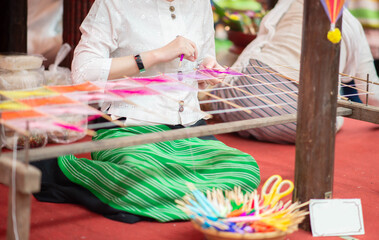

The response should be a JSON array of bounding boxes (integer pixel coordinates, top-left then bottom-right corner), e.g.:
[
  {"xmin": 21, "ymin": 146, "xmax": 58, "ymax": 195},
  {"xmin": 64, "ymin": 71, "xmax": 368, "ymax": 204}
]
[{"xmin": 198, "ymin": 57, "xmax": 224, "ymax": 89}]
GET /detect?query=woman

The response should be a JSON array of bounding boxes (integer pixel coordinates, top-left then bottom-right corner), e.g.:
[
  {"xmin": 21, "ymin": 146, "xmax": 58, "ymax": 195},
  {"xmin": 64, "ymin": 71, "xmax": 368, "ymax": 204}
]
[{"xmin": 34, "ymin": 0, "xmax": 260, "ymax": 223}]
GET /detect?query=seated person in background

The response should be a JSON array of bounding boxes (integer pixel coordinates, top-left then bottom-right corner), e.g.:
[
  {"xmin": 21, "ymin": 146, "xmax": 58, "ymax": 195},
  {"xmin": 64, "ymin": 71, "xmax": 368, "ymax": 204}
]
[
  {"xmin": 212, "ymin": 0, "xmax": 379, "ymax": 144},
  {"xmin": 33, "ymin": 0, "xmax": 260, "ymax": 224},
  {"xmin": 344, "ymin": 0, "xmax": 379, "ymax": 101}
]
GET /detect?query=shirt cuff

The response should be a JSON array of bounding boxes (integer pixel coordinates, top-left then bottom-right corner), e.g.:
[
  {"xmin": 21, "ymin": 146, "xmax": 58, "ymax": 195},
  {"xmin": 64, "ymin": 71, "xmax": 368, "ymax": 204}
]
[{"xmin": 72, "ymin": 58, "xmax": 112, "ymax": 84}]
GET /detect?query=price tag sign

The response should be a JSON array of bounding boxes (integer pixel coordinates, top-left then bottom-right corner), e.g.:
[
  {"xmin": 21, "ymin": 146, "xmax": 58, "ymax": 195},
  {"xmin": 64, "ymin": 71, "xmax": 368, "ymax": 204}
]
[{"xmin": 309, "ymin": 199, "xmax": 365, "ymax": 237}]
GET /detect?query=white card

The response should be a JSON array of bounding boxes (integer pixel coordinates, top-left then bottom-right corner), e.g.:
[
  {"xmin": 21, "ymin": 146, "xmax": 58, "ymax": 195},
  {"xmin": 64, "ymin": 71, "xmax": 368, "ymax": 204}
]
[{"xmin": 309, "ymin": 199, "xmax": 365, "ymax": 237}]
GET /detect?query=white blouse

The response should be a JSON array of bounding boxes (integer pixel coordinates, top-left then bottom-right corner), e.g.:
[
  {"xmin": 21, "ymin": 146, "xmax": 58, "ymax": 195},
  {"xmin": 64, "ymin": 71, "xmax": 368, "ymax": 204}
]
[{"xmin": 72, "ymin": 0, "xmax": 215, "ymax": 126}]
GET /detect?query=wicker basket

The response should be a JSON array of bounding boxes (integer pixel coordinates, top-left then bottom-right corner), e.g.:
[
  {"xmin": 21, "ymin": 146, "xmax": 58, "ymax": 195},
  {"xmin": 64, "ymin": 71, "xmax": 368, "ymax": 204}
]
[
  {"xmin": 192, "ymin": 221, "xmax": 297, "ymax": 240},
  {"xmin": 179, "ymin": 182, "xmax": 308, "ymax": 240}
]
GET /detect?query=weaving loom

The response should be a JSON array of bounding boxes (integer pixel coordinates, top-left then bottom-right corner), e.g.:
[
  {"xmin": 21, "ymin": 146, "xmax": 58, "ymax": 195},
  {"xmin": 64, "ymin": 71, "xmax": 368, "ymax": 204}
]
[{"xmin": 0, "ymin": 66, "xmax": 374, "ymax": 160}]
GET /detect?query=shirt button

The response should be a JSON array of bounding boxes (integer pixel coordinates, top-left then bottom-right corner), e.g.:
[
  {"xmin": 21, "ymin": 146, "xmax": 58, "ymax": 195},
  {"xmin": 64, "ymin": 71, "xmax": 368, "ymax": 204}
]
[
  {"xmin": 171, "ymin": 13, "xmax": 176, "ymax": 20},
  {"xmin": 179, "ymin": 100, "xmax": 184, "ymax": 106},
  {"xmin": 179, "ymin": 106, "xmax": 184, "ymax": 112},
  {"xmin": 169, "ymin": 6, "xmax": 175, "ymax": 12}
]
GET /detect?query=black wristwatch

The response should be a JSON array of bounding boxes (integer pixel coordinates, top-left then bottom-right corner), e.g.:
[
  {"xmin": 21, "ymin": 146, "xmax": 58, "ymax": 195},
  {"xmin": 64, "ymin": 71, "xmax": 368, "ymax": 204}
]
[{"xmin": 134, "ymin": 54, "xmax": 146, "ymax": 73}]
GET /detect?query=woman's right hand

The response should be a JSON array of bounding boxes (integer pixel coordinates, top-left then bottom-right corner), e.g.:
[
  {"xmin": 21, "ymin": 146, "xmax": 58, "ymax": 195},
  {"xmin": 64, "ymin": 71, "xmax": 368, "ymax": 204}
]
[
  {"xmin": 156, "ymin": 36, "xmax": 198, "ymax": 63},
  {"xmin": 108, "ymin": 36, "xmax": 198, "ymax": 79}
]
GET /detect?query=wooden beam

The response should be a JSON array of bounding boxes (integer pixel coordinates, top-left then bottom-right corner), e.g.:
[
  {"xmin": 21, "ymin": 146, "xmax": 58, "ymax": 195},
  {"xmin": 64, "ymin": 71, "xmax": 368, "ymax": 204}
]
[
  {"xmin": 7, "ymin": 191, "xmax": 32, "ymax": 240},
  {"xmin": 0, "ymin": 157, "xmax": 41, "ymax": 194},
  {"xmin": 0, "ymin": 0, "xmax": 27, "ymax": 52},
  {"xmin": 3, "ymin": 108, "xmax": 352, "ymax": 163},
  {"xmin": 294, "ymin": 1, "xmax": 342, "ymax": 231},
  {"xmin": 0, "ymin": 157, "xmax": 40, "ymax": 240},
  {"xmin": 337, "ymin": 100, "xmax": 379, "ymax": 124},
  {"xmin": 8, "ymin": 113, "xmax": 298, "ymax": 162}
]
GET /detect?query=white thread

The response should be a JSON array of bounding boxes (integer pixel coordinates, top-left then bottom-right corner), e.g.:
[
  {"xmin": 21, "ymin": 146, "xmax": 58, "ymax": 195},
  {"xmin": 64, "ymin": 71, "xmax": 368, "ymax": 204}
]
[
  {"xmin": 205, "ymin": 101, "xmax": 298, "ymax": 115},
  {"xmin": 11, "ymin": 133, "xmax": 20, "ymax": 240},
  {"xmin": 0, "ymin": 69, "xmax": 374, "ymax": 106},
  {"xmin": 3, "ymin": 90, "xmax": 371, "ymax": 132},
  {"xmin": 200, "ymin": 90, "xmax": 298, "ymax": 104},
  {"xmin": 0, "ymin": 68, "xmax": 375, "ymax": 133},
  {"xmin": 201, "ymin": 81, "xmax": 298, "ymax": 92},
  {"xmin": 342, "ymin": 92, "xmax": 372, "ymax": 98}
]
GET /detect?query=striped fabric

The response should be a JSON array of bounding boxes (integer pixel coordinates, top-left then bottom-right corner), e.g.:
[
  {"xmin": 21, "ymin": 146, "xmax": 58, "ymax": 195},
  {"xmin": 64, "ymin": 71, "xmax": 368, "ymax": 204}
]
[
  {"xmin": 212, "ymin": 59, "xmax": 298, "ymax": 144},
  {"xmin": 58, "ymin": 125, "xmax": 260, "ymax": 222},
  {"xmin": 349, "ymin": 0, "xmax": 379, "ymax": 28}
]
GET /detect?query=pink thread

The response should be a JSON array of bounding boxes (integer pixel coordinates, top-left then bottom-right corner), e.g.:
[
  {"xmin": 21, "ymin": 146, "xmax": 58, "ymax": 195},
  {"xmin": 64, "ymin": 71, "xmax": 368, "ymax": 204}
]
[
  {"xmin": 78, "ymin": 114, "xmax": 102, "ymax": 125},
  {"xmin": 66, "ymin": 92, "xmax": 121, "ymax": 102},
  {"xmin": 109, "ymin": 88, "xmax": 158, "ymax": 97},
  {"xmin": 198, "ymin": 68, "xmax": 244, "ymax": 76},
  {"xmin": 54, "ymin": 122, "xmax": 84, "ymax": 132}
]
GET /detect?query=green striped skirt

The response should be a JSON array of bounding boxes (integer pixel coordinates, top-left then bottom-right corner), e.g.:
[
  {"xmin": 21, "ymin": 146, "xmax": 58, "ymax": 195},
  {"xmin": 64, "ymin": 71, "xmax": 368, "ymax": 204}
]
[{"xmin": 58, "ymin": 125, "xmax": 260, "ymax": 222}]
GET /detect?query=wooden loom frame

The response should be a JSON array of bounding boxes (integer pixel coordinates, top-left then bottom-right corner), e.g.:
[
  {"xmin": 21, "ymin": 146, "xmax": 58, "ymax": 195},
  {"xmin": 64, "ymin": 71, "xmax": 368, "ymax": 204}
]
[{"xmin": 1, "ymin": 0, "xmax": 379, "ymax": 239}]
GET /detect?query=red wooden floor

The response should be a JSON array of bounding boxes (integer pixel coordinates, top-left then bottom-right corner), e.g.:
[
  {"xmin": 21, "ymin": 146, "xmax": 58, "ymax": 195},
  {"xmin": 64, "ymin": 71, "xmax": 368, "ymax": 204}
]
[{"xmin": 1, "ymin": 118, "xmax": 378, "ymax": 240}]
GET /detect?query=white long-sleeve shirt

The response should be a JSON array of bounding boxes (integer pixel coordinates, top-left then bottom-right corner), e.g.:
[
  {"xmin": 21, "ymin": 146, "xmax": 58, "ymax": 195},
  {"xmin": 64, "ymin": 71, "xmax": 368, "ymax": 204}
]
[
  {"xmin": 72, "ymin": 0, "xmax": 215, "ymax": 126},
  {"xmin": 233, "ymin": 0, "xmax": 379, "ymax": 106}
]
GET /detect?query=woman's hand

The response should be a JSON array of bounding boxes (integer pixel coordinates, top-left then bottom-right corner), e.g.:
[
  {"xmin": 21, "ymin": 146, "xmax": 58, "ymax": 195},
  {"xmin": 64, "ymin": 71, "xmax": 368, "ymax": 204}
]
[
  {"xmin": 109, "ymin": 36, "xmax": 198, "ymax": 79},
  {"xmin": 197, "ymin": 57, "xmax": 224, "ymax": 89},
  {"xmin": 156, "ymin": 36, "xmax": 198, "ymax": 63}
]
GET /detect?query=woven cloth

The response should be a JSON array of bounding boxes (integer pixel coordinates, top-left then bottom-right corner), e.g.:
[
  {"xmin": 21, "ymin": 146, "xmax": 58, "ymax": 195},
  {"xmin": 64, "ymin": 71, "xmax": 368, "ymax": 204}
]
[{"xmin": 58, "ymin": 125, "xmax": 260, "ymax": 222}]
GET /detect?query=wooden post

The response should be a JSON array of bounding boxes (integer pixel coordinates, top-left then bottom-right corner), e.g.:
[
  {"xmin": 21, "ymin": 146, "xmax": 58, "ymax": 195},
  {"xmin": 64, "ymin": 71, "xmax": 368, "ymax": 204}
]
[
  {"xmin": 0, "ymin": 157, "xmax": 41, "ymax": 240},
  {"xmin": 0, "ymin": 2, "xmax": 29, "ymax": 236},
  {"xmin": 7, "ymin": 192, "xmax": 32, "ymax": 240},
  {"xmin": 293, "ymin": 1, "xmax": 342, "ymax": 231},
  {"xmin": 0, "ymin": 0, "xmax": 27, "ymax": 53},
  {"xmin": 62, "ymin": 0, "xmax": 95, "ymax": 68}
]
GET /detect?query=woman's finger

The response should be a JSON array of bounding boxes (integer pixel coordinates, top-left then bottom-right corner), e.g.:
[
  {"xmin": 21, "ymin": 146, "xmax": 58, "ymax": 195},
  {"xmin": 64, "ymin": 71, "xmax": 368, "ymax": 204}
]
[
  {"xmin": 190, "ymin": 42, "xmax": 198, "ymax": 60},
  {"xmin": 182, "ymin": 45, "xmax": 196, "ymax": 61}
]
